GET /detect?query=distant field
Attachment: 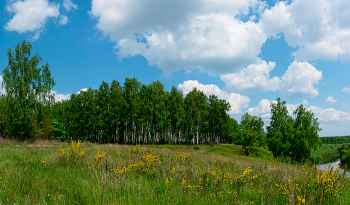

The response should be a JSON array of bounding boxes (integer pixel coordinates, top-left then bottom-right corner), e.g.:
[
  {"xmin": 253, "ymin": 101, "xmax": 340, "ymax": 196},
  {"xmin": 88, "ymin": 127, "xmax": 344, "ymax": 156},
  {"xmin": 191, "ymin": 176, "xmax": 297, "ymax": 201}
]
[
  {"xmin": 311, "ymin": 144, "xmax": 340, "ymax": 162},
  {"xmin": 0, "ymin": 139, "xmax": 349, "ymax": 204}
]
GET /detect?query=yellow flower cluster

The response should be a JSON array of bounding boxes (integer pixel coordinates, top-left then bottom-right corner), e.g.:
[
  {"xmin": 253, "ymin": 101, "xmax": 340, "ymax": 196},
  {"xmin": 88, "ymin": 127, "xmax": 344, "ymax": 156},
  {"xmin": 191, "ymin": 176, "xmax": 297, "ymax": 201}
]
[
  {"xmin": 175, "ymin": 153, "xmax": 192, "ymax": 165},
  {"xmin": 110, "ymin": 152, "xmax": 160, "ymax": 176},
  {"xmin": 275, "ymin": 165, "xmax": 346, "ymax": 204},
  {"xmin": 130, "ymin": 144, "xmax": 141, "ymax": 154},
  {"xmin": 56, "ymin": 140, "xmax": 85, "ymax": 162}
]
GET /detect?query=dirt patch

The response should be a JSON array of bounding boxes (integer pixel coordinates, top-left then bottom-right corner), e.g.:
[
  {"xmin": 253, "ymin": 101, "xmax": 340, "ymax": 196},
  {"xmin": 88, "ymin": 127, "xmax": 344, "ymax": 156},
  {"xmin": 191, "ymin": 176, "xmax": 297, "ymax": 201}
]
[{"xmin": 27, "ymin": 145, "xmax": 51, "ymax": 148}]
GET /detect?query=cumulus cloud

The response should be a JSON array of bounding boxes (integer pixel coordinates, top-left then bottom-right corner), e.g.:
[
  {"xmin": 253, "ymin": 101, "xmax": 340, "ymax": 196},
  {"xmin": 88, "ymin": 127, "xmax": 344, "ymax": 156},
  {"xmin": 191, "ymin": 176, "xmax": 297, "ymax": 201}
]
[
  {"xmin": 279, "ymin": 61, "xmax": 322, "ymax": 98},
  {"xmin": 220, "ymin": 61, "xmax": 322, "ymax": 98},
  {"xmin": 342, "ymin": 87, "xmax": 350, "ymax": 94},
  {"xmin": 63, "ymin": 0, "xmax": 78, "ymax": 12},
  {"xmin": 261, "ymin": 0, "xmax": 350, "ymax": 62},
  {"xmin": 302, "ymin": 100, "xmax": 309, "ymax": 105},
  {"xmin": 0, "ymin": 76, "xmax": 6, "ymax": 94},
  {"xmin": 325, "ymin": 96, "xmax": 337, "ymax": 103},
  {"xmin": 51, "ymin": 90, "xmax": 70, "ymax": 102},
  {"xmin": 76, "ymin": 88, "xmax": 88, "ymax": 94},
  {"xmin": 178, "ymin": 80, "xmax": 250, "ymax": 114},
  {"xmin": 248, "ymin": 98, "xmax": 350, "ymax": 122},
  {"xmin": 90, "ymin": 0, "xmax": 268, "ymax": 75},
  {"xmin": 5, "ymin": 0, "xmax": 60, "ymax": 35},
  {"xmin": 247, "ymin": 99, "xmax": 274, "ymax": 118},
  {"xmin": 220, "ymin": 60, "xmax": 280, "ymax": 94},
  {"xmin": 309, "ymin": 106, "xmax": 350, "ymax": 122},
  {"xmin": 58, "ymin": 15, "xmax": 68, "ymax": 25}
]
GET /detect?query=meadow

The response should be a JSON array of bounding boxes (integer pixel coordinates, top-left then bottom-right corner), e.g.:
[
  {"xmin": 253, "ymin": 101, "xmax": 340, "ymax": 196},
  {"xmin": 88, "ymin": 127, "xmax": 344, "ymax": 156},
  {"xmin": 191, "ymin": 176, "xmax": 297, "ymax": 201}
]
[{"xmin": 0, "ymin": 139, "xmax": 349, "ymax": 204}]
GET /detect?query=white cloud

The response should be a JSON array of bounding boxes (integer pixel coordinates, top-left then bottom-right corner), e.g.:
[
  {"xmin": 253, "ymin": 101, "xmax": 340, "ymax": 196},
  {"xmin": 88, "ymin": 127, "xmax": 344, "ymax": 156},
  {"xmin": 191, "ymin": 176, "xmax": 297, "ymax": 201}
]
[
  {"xmin": 63, "ymin": 0, "xmax": 78, "ymax": 12},
  {"xmin": 247, "ymin": 99, "xmax": 273, "ymax": 118},
  {"xmin": 76, "ymin": 88, "xmax": 88, "ymax": 94},
  {"xmin": 248, "ymin": 98, "xmax": 350, "ymax": 122},
  {"xmin": 325, "ymin": 96, "xmax": 337, "ymax": 103},
  {"xmin": 220, "ymin": 60, "xmax": 280, "ymax": 94},
  {"xmin": 0, "ymin": 76, "xmax": 6, "ymax": 95},
  {"xmin": 342, "ymin": 87, "xmax": 350, "ymax": 94},
  {"xmin": 58, "ymin": 15, "xmax": 68, "ymax": 25},
  {"xmin": 261, "ymin": 0, "xmax": 350, "ymax": 62},
  {"xmin": 5, "ymin": 0, "xmax": 60, "ymax": 35},
  {"xmin": 279, "ymin": 61, "xmax": 322, "ymax": 98},
  {"xmin": 90, "ymin": 0, "xmax": 268, "ymax": 75},
  {"xmin": 51, "ymin": 90, "xmax": 70, "ymax": 102},
  {"xmin": 308, "ymin": 106, "xmax": 350, "ymax": 122},
  {"xmin": 178, "ymin": 80, "xmax": 250, "ymax": 114},
  {"xmin": 302, "ymin": 100, "xmax": 309, "ymax": 106},
  {"xmin": 220, "ymin": 61, "xmax": 322, "ymax": 98}
]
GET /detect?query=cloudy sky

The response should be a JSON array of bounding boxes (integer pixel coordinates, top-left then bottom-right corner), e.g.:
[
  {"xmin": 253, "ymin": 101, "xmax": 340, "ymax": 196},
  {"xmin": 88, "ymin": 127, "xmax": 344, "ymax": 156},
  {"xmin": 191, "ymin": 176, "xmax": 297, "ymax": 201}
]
[{"xmin": 1, "ymin": 0, "xmax": 350, "ymax": 136}]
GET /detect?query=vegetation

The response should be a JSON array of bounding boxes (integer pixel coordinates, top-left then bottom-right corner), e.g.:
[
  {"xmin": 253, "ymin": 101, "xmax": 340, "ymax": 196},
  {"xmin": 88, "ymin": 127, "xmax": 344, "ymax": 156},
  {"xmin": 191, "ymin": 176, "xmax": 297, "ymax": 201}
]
[
  {"xmin": 338, "ymin": 143, "xmax": 350, "ymax": 164},
  {"xmin": 311, "ymin": 144, "xmax": 340, "ymax": 164},
  {"xmin": 238, "ymin": 112, "xmax": 265, "ymax": 156},
  {"xmin": 0, "ymin": 139, "xmax": 349, "ymax": 204},
  {"xmin": 1, "ymin": 40, "xmax": 55, "ymax": 140},
  {"xmin": 267, "ymin": 98, "xmax": 322, "ymax": 162},
  {"xmin": 0, "ymin": 40, "xmax": 348, "ymax": 203},
  {"xmin": 321, "ymin": 135, "xmax": 350, "ymax": 144},
  {"xmin": 0, "ymin": 41, "xmax": 325, "ymax": 164}
]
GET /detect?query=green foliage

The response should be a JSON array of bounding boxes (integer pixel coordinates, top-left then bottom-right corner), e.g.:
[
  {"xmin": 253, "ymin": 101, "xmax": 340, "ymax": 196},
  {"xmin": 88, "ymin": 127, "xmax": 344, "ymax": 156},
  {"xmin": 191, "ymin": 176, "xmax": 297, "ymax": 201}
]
[
  {"xmin": 267, "ymin": 98, "xmax": 321, "ymax": 162},
  {"xmin": 193, "ymin": 146, "xmax": 200, "ymax": 150},
  {"xmin": 338, "ymin": 143, "xmax": 350, "ymax": 164},
  {"xmin": 320, "ymin": 135, "xmax": 350, "ymax": 144},
  {"xmin": 291, "ymin": 104, "xmax": 322, "ymax": 162},
  {"xmin": 1, "ymin": 142, "xmax": 349, "ymax": 204},
  {"xmin": 52, "ymin": 119, "xmax": 66, "ymax": 141},
  {"xmin": 2, "ymin": 40, "xmax": 55, "ymax": 140},
  {"xmin": 239, "ymin": 112, "xmax": 265, "ymax": 156},
  {"xmin": 266, "ymin": 98, "xmax": 294, "ymax": 158},
  {"xmin": 184, "ymin": 87, "xmax": 208, "ymax": 145}
]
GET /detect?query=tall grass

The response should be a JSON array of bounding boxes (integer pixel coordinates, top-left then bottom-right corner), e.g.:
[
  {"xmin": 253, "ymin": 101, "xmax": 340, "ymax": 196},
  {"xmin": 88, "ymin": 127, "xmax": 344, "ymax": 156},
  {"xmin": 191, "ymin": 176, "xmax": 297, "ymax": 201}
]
[{"xmin": 0, "ymin": 140, "xmax": 349, "ymax": 204}]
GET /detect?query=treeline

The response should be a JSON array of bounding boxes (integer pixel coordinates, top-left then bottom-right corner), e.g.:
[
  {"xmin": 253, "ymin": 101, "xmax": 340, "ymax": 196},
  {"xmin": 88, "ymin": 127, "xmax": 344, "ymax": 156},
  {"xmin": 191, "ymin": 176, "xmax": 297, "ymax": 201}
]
[
  {"xmin": 320, "ymin": 136, "xmax": 350, "ymax": 144},
  {"xmin": 51, "ymin": 78, "xmax": 239, "ymax": 144},
  {"xmin": 0, "ymin": 40, "xmax": 324, "ymax": 162}
]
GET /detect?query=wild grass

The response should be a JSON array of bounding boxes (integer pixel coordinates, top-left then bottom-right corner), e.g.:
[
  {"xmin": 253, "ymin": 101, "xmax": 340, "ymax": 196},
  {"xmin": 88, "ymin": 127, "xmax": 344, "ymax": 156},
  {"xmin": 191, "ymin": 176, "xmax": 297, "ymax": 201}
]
[
  {"xmin": 0, "ymin": 140, "xmax": 348, "ymax": 204},
  {"xmin": 312, "ymin": 144, "xmax": 341, "ymax": 163}
]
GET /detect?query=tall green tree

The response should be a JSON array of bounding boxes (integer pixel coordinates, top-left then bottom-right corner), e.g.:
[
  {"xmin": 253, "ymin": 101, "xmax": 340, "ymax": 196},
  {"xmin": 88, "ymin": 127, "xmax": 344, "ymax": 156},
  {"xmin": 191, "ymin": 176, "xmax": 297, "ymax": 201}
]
[
  {"xmin": 184, "ymin": 87, "xmax": 208, "ymax": 145},
  {"xmin": 266, "ymin": 98, "xmax": 294, "ymax": 158},
  {"xmin": 291, "ymin": 104, "xmax": 322, "ymax": 162},
  {"xmin": 208, "ymin": 95, "xmax": 231, "ymax": 143},
  {"xmin": 239, "ymin": 112, "xmax": 265, "ymax": 156},
  {"xmin": 169, "ymin": 86, "xmax": 185, "ymax": 144},
  {"xmin": 2, "ymin": 40, "xmax": 55, "ymax": 140}
]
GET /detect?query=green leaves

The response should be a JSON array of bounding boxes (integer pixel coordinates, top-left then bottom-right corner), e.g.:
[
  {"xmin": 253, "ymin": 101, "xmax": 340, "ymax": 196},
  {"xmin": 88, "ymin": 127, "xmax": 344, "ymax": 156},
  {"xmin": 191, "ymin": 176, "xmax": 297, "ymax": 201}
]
[
  {"xmin": 239, "ymin": 112, "xmax": 265, "ymax": 156},
  {"xmin": 2, "ymin": 40, "xmax": 55, "ymax": 140},
  {"xmin": 266, "ymin": 98, "xmax": 321, "ymax": 162}
]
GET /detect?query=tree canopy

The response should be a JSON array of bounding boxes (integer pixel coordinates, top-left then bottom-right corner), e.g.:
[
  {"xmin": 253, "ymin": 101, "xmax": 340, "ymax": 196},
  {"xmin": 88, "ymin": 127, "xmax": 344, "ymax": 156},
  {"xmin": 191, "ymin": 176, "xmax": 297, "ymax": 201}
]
[{"xmin": 2, "ymin": 40, "xmax": 55, "ymax": 140}]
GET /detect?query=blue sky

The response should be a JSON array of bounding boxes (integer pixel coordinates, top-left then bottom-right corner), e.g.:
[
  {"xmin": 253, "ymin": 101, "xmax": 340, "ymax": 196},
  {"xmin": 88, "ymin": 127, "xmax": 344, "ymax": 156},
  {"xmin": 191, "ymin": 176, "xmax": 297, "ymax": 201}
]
[{"xmin": 0, "ymin": 0, "xmax": 350, "ymax": 137}]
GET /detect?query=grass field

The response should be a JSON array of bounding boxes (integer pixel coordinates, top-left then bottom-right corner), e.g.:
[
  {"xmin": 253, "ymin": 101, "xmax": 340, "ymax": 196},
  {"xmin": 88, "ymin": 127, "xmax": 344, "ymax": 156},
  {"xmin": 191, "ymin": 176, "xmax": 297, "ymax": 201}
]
[
  {"xmin": 311, "ymin": 144, "xmax": 341, "ymax": 162},
  {"xmin": 0, "ymin": 139, "xmax": 348, "ymax": 204}
]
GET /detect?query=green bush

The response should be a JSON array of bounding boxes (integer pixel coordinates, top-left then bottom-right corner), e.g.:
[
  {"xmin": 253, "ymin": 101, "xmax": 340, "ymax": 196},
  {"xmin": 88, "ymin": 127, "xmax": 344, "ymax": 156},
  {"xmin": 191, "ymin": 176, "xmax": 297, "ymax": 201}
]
[
  {"xmin": 52, "ymin": 119, "xmax": 66, "ymax": 141},
  {"xmin": 338, "ymin": 143, "xmax": 350, "ymax": 164}
]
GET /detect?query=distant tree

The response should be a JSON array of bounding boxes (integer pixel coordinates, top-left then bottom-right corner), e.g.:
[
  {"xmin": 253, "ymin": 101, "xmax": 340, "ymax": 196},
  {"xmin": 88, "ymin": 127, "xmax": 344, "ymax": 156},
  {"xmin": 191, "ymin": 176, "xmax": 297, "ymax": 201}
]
[
  {"xmin": 169, "ymin": 86, "xmax": 185, "ymax": 144},
  {"xmin": 52, "ymin": 119, "xmax": 66, "ymax": 141},
  {"xmin": 2, "ymin": 40, "xmax": 55, "ymax": 140},
  {"xmin": 184, "ymin": 88, "xmax": 208, "ymax": 145},
  {"xmin": 227, "ymin": 117, "xmax": 240, "ymax": 144},
  {"xmin": 266, "ymin": 98, "xmax": 294, "ymax": 158},
  {"xmin": 338, "ymin": 143, "xmax": 350, "ymax": 164},
  {"xmin": 291, "ymin": 104, "xmax": 322, "ymax": 162},
  {"xmin": 208, "ymin": 95, "xmax": 231, "ymax": 143},
  {"xmin": 239, "ymin": 112, "xmax": 265, "ymax": 156}
]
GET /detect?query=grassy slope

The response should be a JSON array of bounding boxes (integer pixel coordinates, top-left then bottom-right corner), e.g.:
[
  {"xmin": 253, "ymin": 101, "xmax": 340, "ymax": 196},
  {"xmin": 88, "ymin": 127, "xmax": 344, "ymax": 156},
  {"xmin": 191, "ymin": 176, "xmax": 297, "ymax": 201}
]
[
  {"xmin": 0, "ymin": 139, "xmax": 348, "ymax": 204},
  {"xmin": 311, "ymin": 144, "xmax": 341, "ymax": 162}
]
